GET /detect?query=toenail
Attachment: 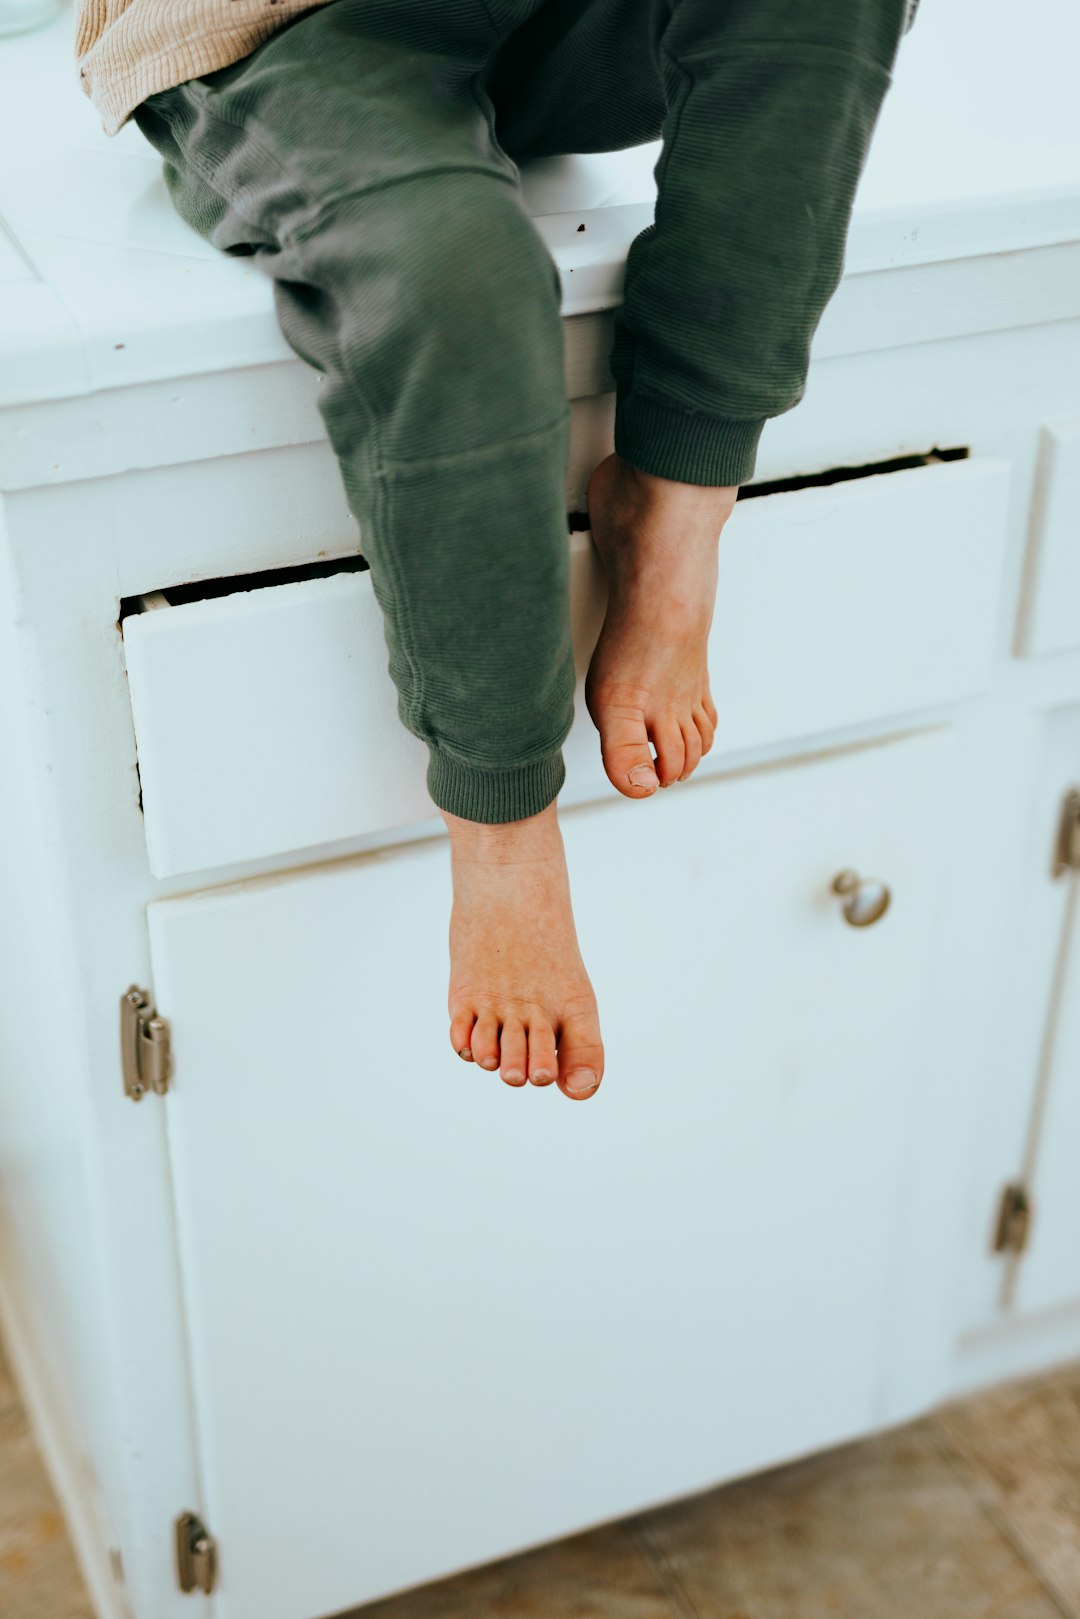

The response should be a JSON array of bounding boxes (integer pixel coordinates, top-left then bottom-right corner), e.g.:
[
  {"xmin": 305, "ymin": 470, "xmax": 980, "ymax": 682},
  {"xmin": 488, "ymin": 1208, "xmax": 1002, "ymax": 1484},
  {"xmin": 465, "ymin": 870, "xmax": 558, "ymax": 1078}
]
[
  {"xmin": 502, "ymin": 1069, "xmax": 523, "ymax": 1082},
  {"xmin": 566, "ymin": 1069, "xmax": 599, "ymax": 1095},
  {"xmin": 629, "ymin": 765, "xmax": 659, "ymax": 790},
  {"xmin": 480, "ymin": 1056, "xmax": 499, "ymax": 1070},
  {"xmin": 530, "ymin": 1071, "xmax": 555, "ymax": 1086},
  {"xmin": 458, "ymin": 1047, "xmax": 472, "ymax": 1060}
]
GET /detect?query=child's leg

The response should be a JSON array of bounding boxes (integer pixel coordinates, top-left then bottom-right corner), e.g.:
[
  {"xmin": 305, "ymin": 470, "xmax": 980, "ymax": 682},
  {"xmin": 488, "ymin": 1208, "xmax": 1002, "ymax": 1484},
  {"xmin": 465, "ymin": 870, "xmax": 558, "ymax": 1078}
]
[
  {"xmin": 487, "ymin": 0, "xmax": 906, "ymax": 796},
  {"xmin": 132, "ymin": 0, "xmax": 604, "ymax": 1098},
  {"xmin": 135, "ymin": 0, "xmax": 575, "ymax": 826}
]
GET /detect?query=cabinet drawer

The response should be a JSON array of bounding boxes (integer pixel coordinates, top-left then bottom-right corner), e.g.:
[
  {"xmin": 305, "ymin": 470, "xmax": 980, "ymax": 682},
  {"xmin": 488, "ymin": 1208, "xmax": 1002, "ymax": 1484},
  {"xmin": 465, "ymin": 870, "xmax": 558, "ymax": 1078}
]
[
  {"xmin": 122, "ymin": 453, "xmax": 1008, "ymax": 880},
  {"xmin": 122, "ymin": 569, "xmax": 434, "ymax": 879},
  {"xmin": 707, "ymin": 453, "xmax": 1008, "ymax": 751}
]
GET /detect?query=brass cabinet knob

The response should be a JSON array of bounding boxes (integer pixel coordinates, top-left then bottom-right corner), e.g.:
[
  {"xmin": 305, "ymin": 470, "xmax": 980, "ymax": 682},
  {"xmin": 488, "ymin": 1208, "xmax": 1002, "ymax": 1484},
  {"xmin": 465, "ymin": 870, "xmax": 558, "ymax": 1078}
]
[{"xmin": 832, "ymin": 869, "xmax": 891, "ymax": 928}]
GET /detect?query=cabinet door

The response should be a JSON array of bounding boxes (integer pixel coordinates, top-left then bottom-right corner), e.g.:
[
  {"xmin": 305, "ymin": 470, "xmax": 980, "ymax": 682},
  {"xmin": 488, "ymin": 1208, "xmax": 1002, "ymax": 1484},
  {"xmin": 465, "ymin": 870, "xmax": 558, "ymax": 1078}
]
[
  {"xmin": 148, "ymin": 727, "xmax": 954, "ymax": 1619},
  {"xmin": 998, "ymin": 707, "xmax": 1080, "ymax": 1318}
]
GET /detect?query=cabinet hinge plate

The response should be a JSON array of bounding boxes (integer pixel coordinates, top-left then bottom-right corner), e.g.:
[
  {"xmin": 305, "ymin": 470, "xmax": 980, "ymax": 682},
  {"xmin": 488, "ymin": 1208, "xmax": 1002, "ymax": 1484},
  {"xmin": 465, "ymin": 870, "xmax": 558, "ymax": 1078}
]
[
  {"xmin": 120, "ymin": 985, "xmax": 172, "ymax": 1101},
  {"xmin": 992, "ymin": 1180, "xmax": 1032, "ymax": 1256},
  {"xmin": 1052, "ymin": 787, "xmax": 1080, "ymax": 877},
  {"xmin": 175, "ymin": 1511, "xmax": 217, "ymax": 1595}
]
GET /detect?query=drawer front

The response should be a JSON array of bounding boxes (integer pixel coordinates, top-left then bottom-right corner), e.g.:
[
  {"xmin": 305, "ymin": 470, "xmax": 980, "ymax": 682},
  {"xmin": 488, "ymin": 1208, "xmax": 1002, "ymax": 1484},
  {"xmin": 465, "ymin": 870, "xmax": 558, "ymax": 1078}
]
[
  {"xmin": 122, "ymin": 573, "xmax": 433, "ymax": 878},
  {"xmin": 706, "ymin": 454, "xmax": 1008, "ymax": 751},
  {"xmin": 123, "ymin": 453, "xmax": 1008, "ymax": 879}
]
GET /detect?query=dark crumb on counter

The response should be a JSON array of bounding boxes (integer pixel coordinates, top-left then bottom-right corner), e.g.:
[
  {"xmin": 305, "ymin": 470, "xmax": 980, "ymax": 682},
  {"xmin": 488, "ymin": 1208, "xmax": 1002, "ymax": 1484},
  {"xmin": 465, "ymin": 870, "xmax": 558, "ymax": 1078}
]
[
  {"xmin": 114, "ymin": 343, "xmax": 125, "ymax": 349},
  {"xmin": 577, "ymin": 223, "xmax": 586, "ymax": 232}
]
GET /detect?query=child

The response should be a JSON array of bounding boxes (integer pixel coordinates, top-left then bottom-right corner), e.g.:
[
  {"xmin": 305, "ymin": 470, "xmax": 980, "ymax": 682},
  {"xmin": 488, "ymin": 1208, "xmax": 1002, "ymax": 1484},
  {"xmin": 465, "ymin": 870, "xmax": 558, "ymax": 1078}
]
[{"xmin": 77, "ymin": 0, "xmax": 919, "ymax": 1100}]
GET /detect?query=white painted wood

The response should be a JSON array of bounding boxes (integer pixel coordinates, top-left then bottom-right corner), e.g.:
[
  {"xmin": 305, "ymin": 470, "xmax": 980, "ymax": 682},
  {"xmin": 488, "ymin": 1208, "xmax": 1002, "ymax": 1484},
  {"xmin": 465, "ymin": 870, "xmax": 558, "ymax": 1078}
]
[
  {"xmin": 950, "ymin": 1305, "xmax": 1080, "ymax": 1401},
  {"xmin": 856, "ymin": 696, "xmax": 1033, "ymax": 1425},
  {"xmin": 1012, "ymin": 867, "xmax": 1080, "ymax": 1316},
  {"xmin": 110, "ymin": 439, "xmax": 360, "ymax": 601},
  {"xmin": 1018, "ymin": 418, "xmax": 1080, "ymax": 657},
  {"xmin": 4, "ymin": 306, "xmax": 1077, "ymax": 521},
  {"xmin": 709, "ymin": 457, "xmax": 1009, "ymax": 752},
  {"xmin": 949, "ymin": 703, "xmax": 1080, "ymax": 1352},
  {"xmin": 985, "ymin": 703, "xmax": 1080, "ymax": 1319},
  {"xmin": 0, "ymin": 488, "xmax": 219, "ymax": 1619},
  {"xmin": 122, "ymin": 457, "xmax": 1007, "ymax": 879},
  {"xmin": 148, "ymin": 729, "xmax": 954, "ymax": 1619},
  {"xmin": 121, "ymin": 571, "xmax": 433, "ymax": 877},
  {"xmin": 0, "ymin": 542, "xmax": 132, "ymax": 1619}
]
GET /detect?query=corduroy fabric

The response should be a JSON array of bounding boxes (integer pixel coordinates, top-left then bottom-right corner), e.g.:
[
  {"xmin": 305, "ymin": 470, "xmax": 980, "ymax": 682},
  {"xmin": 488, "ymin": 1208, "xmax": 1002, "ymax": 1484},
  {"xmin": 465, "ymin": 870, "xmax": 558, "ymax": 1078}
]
[{"xmin": 123, "ymin": 0, "xmax": 917, "ymax": 824}]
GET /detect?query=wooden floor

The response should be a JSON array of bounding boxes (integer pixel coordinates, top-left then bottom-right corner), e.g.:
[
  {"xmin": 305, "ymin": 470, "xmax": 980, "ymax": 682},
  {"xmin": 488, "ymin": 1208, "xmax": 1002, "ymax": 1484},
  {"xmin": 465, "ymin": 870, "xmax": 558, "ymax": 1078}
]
[{"xmin": 4, "ymin": 1332, "xmax": 1080, "ymax": 1619}]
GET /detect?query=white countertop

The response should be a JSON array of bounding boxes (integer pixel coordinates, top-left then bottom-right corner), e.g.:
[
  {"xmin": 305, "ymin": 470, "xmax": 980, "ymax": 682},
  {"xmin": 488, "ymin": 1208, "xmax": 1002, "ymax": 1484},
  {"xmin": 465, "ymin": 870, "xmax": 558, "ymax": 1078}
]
[{"xmin": 2, "ymin": 0, "xmax": 1079, "ymax": 407}]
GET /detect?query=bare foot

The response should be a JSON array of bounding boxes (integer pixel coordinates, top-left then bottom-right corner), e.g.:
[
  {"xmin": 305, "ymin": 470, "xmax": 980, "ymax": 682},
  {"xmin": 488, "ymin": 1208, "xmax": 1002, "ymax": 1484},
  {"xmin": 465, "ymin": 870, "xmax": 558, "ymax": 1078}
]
[
  {"xmin": 585, "ymin": 451, "xmax": 739, "ymax": 797},
  {"xmin": 442, "ymin": 802, "xmax": 604, "ymax": 1102}
]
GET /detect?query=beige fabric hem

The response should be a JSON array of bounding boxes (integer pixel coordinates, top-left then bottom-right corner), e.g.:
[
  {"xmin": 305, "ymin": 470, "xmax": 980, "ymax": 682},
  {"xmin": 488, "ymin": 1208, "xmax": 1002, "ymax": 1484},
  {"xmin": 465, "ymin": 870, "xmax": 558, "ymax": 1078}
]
[{"xmin": 76, "ymin": 2, "xmax": 332, "ymax": 136}]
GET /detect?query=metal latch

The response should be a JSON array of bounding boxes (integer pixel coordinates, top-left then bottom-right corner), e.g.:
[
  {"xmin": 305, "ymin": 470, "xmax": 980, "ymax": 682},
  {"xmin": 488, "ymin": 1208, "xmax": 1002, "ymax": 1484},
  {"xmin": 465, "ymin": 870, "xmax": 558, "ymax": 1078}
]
[
  {"xmin": 120, "ymin": 985, "xmax": 172, "ymax": 1101},
  {"xmin": 992, "ymin": 1181, "xmax": 1032, "ymax": 1256},
  {"xmin": 175, "ymin": 1511, "xmax": 216, "ymax": 1594},
  {"xmin": 1052, "ymin": 788, "xmax": 1080, "ymax": 877}
]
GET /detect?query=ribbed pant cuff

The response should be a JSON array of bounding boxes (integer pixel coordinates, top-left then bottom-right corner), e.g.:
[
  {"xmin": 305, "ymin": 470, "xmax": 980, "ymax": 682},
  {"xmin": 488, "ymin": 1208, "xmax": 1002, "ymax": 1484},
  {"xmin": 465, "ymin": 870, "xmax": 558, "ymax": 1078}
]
[
  {"xmin": 614, "ymin": 389, "xmax": 768, "ymax": 487},
  {"xmin": 427, "ymin": 747, "xmax": 566, "ymax": 824}
]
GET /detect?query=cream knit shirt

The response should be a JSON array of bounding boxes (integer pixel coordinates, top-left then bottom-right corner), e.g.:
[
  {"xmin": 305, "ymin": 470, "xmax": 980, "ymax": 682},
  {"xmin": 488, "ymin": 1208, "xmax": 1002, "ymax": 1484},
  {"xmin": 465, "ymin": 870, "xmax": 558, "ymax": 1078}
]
[{"xmin": 75, "ymin": 0, "xmax": 334, "ymax": 136}]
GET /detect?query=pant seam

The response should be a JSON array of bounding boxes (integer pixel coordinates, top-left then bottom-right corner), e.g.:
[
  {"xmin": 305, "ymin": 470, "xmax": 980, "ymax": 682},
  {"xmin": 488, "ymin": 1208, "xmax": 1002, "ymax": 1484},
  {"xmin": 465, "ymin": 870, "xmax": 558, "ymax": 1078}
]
[
  {"xmin": 370, "ymin": 405, "xmax": 571, "ymax": 753},
  {"xmin": 280, "ymin": 159, "xmax": 521, "ymax": 250},
  {"xmin": 373, "ymin": 406, "xmax": 570, "ymax": 476},
  {"xmin": 475, "ymin": 0, "xmax": 507, "ymax": 48}
]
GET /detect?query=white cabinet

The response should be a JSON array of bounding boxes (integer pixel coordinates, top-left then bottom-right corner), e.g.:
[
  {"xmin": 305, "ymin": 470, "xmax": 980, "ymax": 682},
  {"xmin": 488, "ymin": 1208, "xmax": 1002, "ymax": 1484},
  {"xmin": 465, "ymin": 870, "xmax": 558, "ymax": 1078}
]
[
  {"xmin": 147, "ymin": 728, "xmax": 953, "ymax": 1617},
  {"xmin": 3, "ymin": 36, "xmax": 1080, "ymax": 1613},
  {"xmin": 5, "ymin": 314, "xmax": 1080, "ymax": 1617}
]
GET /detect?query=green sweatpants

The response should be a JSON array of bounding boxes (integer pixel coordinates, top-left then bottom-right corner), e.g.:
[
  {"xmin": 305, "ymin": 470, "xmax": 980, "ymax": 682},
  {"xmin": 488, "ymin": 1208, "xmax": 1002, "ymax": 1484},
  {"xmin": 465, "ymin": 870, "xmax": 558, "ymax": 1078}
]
[{"xmin": 132, "ymin": 0, "xmax": 910, "ymax": 824}]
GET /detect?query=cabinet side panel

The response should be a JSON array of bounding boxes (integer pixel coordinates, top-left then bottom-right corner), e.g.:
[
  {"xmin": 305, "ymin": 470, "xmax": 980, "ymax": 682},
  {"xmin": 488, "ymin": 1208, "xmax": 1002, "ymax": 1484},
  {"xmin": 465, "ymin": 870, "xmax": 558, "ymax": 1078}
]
[{"xmin": 0, "ymin": 511, "xmax": 127, "ymax": 1619}]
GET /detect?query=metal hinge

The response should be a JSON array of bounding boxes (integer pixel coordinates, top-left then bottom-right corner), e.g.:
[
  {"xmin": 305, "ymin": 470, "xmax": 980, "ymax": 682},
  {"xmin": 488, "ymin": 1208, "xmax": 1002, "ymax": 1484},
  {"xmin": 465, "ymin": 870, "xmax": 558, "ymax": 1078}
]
[
  {"xmin": 120, "ymin": 985, "xmax": 172, "ymax": 1101},
  {"xmin": 992, "ymin": 1180, "xmax": 1033, "ymax": 1256},
  {"xmin": 1052, "ymin": 787, "xmax": 1080, "ymax": 877},
  {"xmin": 175, "ymin": 1511, "xmax": 217, "ymax": 1595}
]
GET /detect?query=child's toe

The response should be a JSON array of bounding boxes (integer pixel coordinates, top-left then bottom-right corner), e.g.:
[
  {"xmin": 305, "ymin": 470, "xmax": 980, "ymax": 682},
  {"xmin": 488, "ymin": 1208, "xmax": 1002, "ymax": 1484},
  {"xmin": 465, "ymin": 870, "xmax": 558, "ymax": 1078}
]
[
  {"xmin": 449, "ymin": 1007, "xmax": 476, "ymax": 1061},
  {"xmin": 651, "ymin": 716, "xmax": 685, "ymax": 787},
  {"xmin": 471, "ymin": 1012, "xmax": 500, "ymax": 1072},
  {"xmin": 557, "ymin": 1012, "xmax": 604, "ymax": 1101},
  {"xmin": 527, "ymin": 1020, "xmax": 558, "ymax": 1087},
  {"xmin": 499, "ymin": 1018, "xmax": 528, "ymax": 1087}
]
